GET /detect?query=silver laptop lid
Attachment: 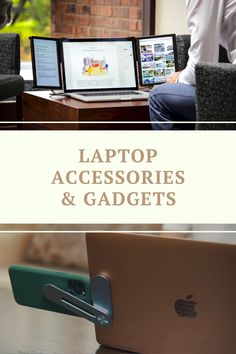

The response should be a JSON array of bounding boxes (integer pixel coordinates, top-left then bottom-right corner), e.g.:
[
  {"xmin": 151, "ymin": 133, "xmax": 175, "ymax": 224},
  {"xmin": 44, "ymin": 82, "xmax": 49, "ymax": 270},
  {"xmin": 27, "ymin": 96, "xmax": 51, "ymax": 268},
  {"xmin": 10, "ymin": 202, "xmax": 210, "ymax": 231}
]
[
  {"xmin": 87, "ymin": 233, "xmax": 236, "ymax": 354},
  {"xmin": 61, "ymin": 38, "xmax": 138, "ymax": 93}
]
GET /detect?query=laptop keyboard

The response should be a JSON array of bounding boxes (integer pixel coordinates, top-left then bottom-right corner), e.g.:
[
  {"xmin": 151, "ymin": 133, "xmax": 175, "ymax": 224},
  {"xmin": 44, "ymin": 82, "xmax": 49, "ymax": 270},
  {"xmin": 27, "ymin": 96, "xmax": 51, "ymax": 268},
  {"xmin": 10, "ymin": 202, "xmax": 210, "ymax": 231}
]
[{"xmin": 78, "ymin": 91, "xmax": 141, "ymax": 97}]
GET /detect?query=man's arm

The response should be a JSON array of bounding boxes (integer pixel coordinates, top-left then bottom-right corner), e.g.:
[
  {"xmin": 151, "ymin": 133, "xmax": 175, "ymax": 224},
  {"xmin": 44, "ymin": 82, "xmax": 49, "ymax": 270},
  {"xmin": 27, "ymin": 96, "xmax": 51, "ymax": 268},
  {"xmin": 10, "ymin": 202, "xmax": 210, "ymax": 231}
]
[{"xmin": 178, "ymin": 0, "xmax": 225, "ymax": 85}]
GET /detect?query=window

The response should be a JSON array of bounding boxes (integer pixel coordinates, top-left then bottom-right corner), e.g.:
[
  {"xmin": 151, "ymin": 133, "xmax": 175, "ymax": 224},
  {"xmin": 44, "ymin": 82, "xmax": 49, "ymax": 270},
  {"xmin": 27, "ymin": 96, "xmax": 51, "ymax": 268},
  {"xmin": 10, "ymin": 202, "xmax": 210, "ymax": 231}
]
[{"xmin": 1, "ymin": 0, "xmax": 50, "ymax": 79}]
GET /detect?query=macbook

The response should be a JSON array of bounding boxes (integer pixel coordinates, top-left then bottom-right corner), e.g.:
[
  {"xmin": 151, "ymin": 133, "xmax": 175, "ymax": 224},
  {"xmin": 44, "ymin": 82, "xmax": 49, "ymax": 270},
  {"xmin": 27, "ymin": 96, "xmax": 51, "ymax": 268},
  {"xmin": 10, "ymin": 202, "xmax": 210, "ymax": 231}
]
[
  {"xmin": 86, "ymin": 233, "xmax": 236, "ymax": 354},
  {"xmin": 60, "ymin": 38, "xmax": 149, "ymax": 102}
]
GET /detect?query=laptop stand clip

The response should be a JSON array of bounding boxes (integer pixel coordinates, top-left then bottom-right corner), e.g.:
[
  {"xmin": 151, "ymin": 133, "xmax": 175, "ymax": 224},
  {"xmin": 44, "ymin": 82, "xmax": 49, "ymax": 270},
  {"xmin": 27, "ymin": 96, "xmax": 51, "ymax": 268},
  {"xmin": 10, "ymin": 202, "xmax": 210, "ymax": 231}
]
[{"xmin": 42, "ymin": 275, "xmax": 112, "ymax": 327}]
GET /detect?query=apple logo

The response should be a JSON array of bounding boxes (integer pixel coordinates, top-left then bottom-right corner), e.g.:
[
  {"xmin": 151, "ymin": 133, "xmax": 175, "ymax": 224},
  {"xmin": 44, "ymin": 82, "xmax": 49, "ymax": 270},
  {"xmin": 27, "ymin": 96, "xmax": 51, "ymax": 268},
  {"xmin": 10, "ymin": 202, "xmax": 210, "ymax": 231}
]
[{"xmin": 174, "ymin": 294, "xmax": 198, "ymax": 318}]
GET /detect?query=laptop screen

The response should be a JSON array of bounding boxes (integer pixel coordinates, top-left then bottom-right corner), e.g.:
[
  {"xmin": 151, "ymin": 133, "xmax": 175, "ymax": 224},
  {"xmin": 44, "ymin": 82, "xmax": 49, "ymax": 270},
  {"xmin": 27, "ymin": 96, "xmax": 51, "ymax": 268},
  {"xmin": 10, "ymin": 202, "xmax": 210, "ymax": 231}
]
[
  {"xmin": 61, "ymin": 38, "xmax": 138, "ymax": 92},
  {"xmin": 30, "ymin": 36, "xmax": 62, "ymax": 89},
  {"xmin": 136, "ymin": 34, "xmax": 178, "ymax": 86}
]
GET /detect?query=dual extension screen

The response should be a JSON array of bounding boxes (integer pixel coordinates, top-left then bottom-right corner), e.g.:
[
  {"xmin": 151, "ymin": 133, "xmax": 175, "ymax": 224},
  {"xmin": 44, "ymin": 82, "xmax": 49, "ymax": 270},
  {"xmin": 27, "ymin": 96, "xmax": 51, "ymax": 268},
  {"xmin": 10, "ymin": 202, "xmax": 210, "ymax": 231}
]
[{"xmin": 30, "ymin": 35, "xmax": 178, "ymax": 91}]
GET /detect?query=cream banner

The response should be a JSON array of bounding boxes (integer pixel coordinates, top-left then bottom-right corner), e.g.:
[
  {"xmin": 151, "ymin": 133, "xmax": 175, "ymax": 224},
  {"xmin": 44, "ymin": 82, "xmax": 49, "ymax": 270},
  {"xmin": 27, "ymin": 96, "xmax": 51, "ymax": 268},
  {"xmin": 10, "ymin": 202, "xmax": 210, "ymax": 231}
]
[{"xmin": 0, "ymin": 131, "xmax": 235, "ymax": 224}]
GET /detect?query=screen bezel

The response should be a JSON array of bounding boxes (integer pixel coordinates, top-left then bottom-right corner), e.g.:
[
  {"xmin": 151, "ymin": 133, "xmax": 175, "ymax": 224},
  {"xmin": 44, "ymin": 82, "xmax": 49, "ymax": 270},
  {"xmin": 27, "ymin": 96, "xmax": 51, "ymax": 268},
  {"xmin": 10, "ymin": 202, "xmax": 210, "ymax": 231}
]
[
  {"xmin": 60, "ymin": 37, "xmax": 139, "ymax": 93},
  {"xmin": 136, "ymin": 34, "xmax": 179, "ymax": 87},
  {"xmin": 30, "ymin": 36, "xmax": 62, "ymax": 89}
]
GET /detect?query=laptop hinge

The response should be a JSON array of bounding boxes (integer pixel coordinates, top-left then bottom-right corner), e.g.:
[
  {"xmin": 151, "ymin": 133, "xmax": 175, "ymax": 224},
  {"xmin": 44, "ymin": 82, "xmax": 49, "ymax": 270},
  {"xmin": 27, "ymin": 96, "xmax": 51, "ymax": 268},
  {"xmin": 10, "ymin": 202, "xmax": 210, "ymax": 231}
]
[{"xmin": 42, "ymin": 275, "xmax": 112, "ymax": 327}]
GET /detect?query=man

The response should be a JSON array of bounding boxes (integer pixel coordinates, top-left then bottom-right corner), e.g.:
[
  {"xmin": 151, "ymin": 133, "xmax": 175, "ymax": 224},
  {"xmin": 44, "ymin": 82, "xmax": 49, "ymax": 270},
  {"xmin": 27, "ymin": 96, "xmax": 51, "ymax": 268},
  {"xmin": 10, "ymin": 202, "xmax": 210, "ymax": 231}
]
[{"xmin": 149, "ymin": 0, "xmax": 236, "ymax": 130}]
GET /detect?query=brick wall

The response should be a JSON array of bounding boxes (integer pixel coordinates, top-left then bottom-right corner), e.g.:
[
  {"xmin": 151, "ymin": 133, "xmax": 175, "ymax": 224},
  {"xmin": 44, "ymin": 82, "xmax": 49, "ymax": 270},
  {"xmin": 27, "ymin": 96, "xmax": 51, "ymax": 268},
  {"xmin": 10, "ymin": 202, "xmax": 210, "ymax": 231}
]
[{"xmin": 51, "ymin": 0, "xmax": 143, "ymax": 38}]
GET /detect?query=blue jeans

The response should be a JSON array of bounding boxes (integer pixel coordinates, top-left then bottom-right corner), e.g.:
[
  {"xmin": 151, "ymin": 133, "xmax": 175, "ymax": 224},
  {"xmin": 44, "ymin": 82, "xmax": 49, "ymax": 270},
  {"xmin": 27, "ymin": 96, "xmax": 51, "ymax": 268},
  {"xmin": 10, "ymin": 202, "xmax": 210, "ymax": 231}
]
[{"xmin": 149, "ymin": 83, "xmax": 196, "ymax": 130}]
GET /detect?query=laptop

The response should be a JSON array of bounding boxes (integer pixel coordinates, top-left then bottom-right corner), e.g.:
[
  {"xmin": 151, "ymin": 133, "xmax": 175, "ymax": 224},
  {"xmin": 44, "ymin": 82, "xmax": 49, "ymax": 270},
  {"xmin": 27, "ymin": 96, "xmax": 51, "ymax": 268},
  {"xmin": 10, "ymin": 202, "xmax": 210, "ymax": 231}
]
[
  {"xmin": 60, "ymin": 38, "xmax": 149, "ymax": 102},
  {"xmin": 136, "ymin": 34, "xmax": 179, "ymax": 86},
  {"xmin": 86, "ymin": 233, "xmax": 236, "ymax": 354}
]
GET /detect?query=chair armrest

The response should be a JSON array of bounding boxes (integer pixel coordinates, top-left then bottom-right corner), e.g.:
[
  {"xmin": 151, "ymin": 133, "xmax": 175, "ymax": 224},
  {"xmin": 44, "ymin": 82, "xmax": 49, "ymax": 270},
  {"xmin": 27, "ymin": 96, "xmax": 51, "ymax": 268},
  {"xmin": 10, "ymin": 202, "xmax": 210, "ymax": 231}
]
[
  {"xmin": 0, "ymin": 74, "xmax": 24, "ymax": 100},
  {"xmin": 195, "ymin": 62, "xmax": 236, "ymax": 129}
]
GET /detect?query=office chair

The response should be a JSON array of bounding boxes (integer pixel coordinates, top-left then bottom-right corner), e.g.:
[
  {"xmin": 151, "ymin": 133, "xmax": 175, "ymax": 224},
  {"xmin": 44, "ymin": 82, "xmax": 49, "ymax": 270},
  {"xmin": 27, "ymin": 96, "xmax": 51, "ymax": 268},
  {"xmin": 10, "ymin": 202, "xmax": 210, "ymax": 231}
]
[{"xmin": 0, "ymin": 33, "xmax": 24, "ymax": 128}]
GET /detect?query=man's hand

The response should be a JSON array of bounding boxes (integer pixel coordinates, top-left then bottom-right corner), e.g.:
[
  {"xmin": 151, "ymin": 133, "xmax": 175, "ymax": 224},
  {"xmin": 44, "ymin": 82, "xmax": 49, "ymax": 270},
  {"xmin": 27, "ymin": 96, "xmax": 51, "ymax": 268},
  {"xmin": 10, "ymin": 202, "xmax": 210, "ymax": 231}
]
[{"xmin": 166, "ymin": 71, "xmax": 181, "ymax": 83}]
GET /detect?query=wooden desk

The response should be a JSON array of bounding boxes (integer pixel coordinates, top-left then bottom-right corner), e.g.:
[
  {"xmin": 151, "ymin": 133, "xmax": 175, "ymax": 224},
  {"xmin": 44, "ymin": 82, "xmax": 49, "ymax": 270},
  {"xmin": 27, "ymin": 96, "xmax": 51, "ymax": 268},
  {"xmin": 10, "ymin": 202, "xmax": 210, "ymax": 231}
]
[
  {"xmin": 0, "ymin": 287, "xmax": 130, "ymax": 354},
  {"xmin": 23, "ymin": 91, "xmax": 151, "ymax": 130}
]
